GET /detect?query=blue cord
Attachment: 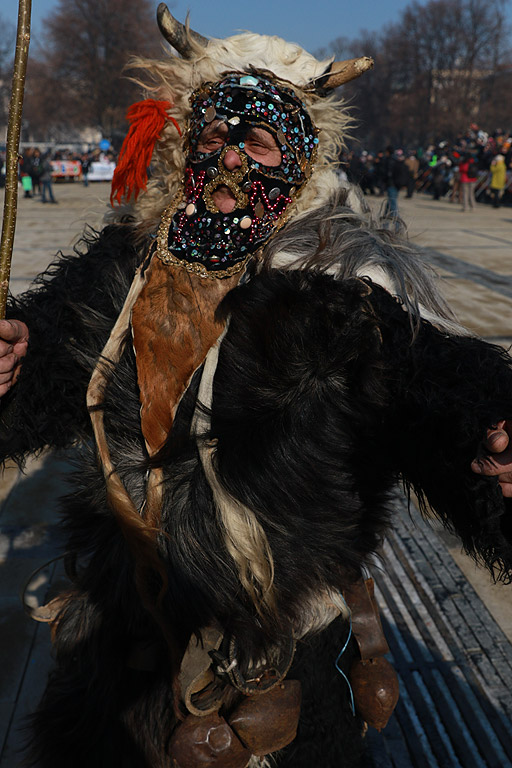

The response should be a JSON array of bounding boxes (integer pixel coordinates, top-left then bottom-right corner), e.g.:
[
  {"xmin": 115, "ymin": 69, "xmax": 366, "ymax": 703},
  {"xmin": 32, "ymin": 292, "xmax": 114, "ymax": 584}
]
[{"xmin": 334, "ymin": 593, "xmax": 356, "ymax": 716}]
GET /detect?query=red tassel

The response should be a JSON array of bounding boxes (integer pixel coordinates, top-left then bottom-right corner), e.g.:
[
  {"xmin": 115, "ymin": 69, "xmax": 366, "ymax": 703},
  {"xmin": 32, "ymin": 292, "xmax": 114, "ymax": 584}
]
[{"xmin": 110, "ymin": 99, "xmax": 181, "ymax": 206}]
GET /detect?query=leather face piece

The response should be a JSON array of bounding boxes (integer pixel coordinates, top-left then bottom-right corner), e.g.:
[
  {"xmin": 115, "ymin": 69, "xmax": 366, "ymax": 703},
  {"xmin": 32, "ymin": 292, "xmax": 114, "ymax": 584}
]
[{"xmin": 131, "ymin": 257, "xmax": 242, "ymax": 456}]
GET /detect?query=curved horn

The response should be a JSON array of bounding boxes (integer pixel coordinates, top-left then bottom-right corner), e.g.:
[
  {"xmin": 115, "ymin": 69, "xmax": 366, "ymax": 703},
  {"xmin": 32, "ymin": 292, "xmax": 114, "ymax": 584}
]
[
  {"xmin": 313, "ymin": 57, "xmax": 374, "ymax": 92},
  {"xmin": 157, "ymin": 4, "xmax": 209, "ymax": 58}
]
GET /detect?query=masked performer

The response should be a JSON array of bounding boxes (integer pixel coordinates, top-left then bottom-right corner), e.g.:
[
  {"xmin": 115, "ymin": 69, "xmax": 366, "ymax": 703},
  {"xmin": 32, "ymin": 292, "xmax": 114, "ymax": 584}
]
[{"xmin": 0, "ymin": 7, "xmax": 511, "ymax": 768}]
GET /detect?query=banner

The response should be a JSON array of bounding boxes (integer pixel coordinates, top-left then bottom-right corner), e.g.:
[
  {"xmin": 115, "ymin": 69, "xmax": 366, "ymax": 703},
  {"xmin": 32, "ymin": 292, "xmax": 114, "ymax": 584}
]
[{"xmin": 50, "ymin": 160, "xmax": 82, "ymax": 179}]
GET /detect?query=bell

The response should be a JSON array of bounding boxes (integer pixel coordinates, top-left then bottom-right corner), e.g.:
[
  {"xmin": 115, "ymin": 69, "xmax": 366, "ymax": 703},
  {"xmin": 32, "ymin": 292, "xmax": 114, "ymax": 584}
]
[
  {"xmin": 170, "ymin": 712, "xmax": 251, "ymax": 768},
  {"xmin": 207, "ymin": 167, "xmax": 219, "ymax": 178},
  {"xmin": 229, "ymin": 680, "xmax": 301, "ymax": 756},
  {"xmin": 349, "ymin": 657, "xmax": 399, "ymax": 732}
]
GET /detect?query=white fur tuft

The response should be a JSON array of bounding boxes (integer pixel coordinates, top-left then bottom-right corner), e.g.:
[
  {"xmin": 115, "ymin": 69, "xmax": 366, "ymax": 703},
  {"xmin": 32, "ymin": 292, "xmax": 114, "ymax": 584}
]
[{"xmin": 124, "ymin": 30, "xmax": 353, "ymax": 227}]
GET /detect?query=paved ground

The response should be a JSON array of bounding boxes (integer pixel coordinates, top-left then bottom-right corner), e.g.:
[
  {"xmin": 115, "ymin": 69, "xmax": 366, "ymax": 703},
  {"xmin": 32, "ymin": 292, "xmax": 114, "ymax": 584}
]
[
  {"xmin": 5, "ymin": 183, "xmax": 109, "ymax": 296},
  {"xmin": 390, "ymin": 194, "xmax": 512, "ymax": 345},
  {"xmin": 0, "ymin": 183, "xmax": 511, "ymax": 766},
  {"xmin": 366, "ymin": 495, "xmax": 512, "ymax": 768}
]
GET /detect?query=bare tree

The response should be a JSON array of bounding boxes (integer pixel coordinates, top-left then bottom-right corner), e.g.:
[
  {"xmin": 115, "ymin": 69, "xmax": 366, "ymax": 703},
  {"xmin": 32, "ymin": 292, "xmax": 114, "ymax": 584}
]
[
  {"xmin": 319, "ymin": 31, "xmax": 390, "ymax": 152},
  {"xmin": 23, "ymin": 0, "xmax": 162, "ymax": 143},
  {"xmin": 324, "ymin": 0, "xmax": 512, "ymax": 148}
]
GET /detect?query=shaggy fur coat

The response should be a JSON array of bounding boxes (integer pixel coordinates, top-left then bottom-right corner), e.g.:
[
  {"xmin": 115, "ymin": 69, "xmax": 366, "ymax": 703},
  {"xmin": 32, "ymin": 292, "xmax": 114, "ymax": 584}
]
[{"xmin": 1, "ymin": 198, "xmax": 511, "ymax": 768}]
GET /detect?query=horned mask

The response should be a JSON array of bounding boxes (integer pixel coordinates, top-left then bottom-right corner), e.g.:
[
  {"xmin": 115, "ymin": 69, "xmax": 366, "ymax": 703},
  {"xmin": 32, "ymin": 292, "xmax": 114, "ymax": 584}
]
[{"xmin": 112, "ymin": 3, "xmax": 373, "ymax": 231}]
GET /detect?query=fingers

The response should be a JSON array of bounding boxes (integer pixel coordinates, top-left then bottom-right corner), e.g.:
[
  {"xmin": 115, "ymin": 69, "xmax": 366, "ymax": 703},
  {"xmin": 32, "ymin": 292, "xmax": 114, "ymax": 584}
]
[
  {"xmin": 484, "ymin": 426, "xmax": 509, "ymax": 453},
  {"xmin": 0, "ymin": 320, "xmax": 29, "ymax": 397},
  {"xmin": 471, "ymin": 440, "xmax": 512, "ymax": 472},
  {"xmin": 0, "ymin": 352, "xmax": 19, "ymax": 375},
  {"xmin": 471, "ymin": 458, "xmax": 512, "ymax": 496},
  {"xmin": 471, "ymin": 420, "xmax": 512, "ymax": 497},
  {"xmin": 499, "ymin": 480, "xmax": 512, "ymax": 498},
  {"xmin": 482, "ymin": 420, "xmax": 509, "ymax": 453},
  {"xmin": 0, "ymin": 351, "xmax": 21, "ymax": 396},
  {"xmin": 0, "ymin": 319, "xmax": 29, "ymax": 344},
  {"xmin": 0, "ymin": 339, "xmax": 14, "ymax": 358},
  {"xmin": 472, "ymin": 420, "xmax": 512, "ymax": 471}
]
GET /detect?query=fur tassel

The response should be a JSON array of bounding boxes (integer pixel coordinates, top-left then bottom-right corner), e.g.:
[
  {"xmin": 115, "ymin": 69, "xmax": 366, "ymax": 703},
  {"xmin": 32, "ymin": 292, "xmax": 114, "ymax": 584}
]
[
  {"xmin": 111, "ymin": 100, "xmax": 181, "ymax": 206},
  {"xmin": 192, "ymin": 334, "xmax": 277, "ymax": 623}
]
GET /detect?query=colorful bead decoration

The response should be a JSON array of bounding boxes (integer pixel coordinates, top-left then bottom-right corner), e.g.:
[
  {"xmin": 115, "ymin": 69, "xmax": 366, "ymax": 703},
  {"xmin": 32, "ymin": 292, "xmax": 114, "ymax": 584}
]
[{"xmin": 157, "ymin": 72, "xmax": 318, "ymax": 277}]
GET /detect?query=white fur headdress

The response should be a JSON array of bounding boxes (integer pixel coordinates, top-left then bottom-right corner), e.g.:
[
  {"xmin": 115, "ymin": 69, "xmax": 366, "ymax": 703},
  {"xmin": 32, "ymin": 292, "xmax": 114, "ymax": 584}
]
[{"xmin": 120, "ymin": 4, "xmax": 373, "ymax": 226}]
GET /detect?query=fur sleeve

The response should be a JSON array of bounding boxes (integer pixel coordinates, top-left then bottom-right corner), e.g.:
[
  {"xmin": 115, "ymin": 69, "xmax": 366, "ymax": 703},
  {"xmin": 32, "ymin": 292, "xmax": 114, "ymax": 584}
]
[
  {"xmin": 0, "ymin": 223, "xmax": 144, "ymax": 464},
  {"xmin": 371, "ymin": 284, "xmax": 512, "ymax": 582}
]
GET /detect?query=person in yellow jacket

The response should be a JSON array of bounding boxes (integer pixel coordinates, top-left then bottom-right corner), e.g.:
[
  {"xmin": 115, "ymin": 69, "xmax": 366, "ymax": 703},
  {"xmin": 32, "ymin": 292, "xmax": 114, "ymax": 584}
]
[{"xmin": 490, "ymin": 153, "xmax": 507, "ymax": 208}]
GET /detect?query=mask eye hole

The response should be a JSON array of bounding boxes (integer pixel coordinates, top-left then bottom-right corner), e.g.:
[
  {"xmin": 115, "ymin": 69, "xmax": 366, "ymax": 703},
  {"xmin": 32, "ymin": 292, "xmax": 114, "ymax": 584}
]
[
  {"xmin": 243, "ymin": 128, "xmax": 281, "ymax": 167},
  {"xmin": 196, "ymin": 120, "xmax": 228, "ymax": 155}
]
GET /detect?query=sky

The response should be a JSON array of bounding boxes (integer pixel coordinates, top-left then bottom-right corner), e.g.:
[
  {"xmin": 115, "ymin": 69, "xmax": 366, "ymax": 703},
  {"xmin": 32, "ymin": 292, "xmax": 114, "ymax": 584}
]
[{"xmin": 0, "ymin": 0, "xmax": 469, "ymax": 54}]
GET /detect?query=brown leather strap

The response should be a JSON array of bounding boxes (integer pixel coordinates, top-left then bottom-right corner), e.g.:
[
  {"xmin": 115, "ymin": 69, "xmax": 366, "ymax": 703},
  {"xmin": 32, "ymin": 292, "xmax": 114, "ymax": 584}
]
[
  {"xmin": 178, "ymin": 628, "xmax": 225, "ymax": 716},
  {"xmin": 344, "ymin": 576, "xmax": 399, "ymax": 731},
  {"xmin": 211, "ymin": 633, "xmax": 296, "ymax": 696},
  {"xmin": 350, "ymin": 657, "xmax": 399, "ymax": 731},
  {"xmin": 344, "ymin": 577, "xmax": 389, "ymax": 660}
]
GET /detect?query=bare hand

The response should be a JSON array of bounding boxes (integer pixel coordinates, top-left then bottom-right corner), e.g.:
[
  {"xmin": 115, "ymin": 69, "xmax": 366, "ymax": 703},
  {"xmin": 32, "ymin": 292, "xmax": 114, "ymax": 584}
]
[
  {"xmin": 471, "ymin": 420, "xmax": 512, "ymax": 498},
  {"xmin": 0, "ymin": 319, "xmax": 29, "ymax": 397}
]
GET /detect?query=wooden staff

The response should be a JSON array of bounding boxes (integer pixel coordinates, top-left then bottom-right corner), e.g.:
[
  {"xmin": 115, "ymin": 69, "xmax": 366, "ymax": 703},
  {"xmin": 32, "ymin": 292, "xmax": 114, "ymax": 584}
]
[{"xmin": 0, "ymin": 0, "xmax": 32, "ymax": 319}]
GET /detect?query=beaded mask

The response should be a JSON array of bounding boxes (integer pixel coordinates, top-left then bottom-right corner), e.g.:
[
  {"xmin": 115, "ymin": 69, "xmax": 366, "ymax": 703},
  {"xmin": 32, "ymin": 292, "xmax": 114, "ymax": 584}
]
[{"xmin": 155, "ymin": 73, "xmax": 318, "ymax": 278}]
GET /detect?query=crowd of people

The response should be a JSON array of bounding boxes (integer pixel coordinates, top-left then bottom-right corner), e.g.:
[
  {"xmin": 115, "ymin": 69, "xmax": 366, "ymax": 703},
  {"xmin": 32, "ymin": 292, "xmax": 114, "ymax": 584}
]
[
  {"xmin": 17, "ymin": 147, "xmax": 59, "ymax": 203},
  {"xmin": 341, "ymin": 125, "xmax": 512, "ymax": 212},
  {"xmin": 0, "ymin": 146, "xmax": 117, "ymax": 200}
]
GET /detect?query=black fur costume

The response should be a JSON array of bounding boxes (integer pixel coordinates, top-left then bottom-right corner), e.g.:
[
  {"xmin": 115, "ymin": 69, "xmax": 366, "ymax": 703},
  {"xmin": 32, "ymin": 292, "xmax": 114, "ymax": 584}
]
[{"xmin": 1, "ymin": 209, "xmax": 512, "ymax": 768}]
